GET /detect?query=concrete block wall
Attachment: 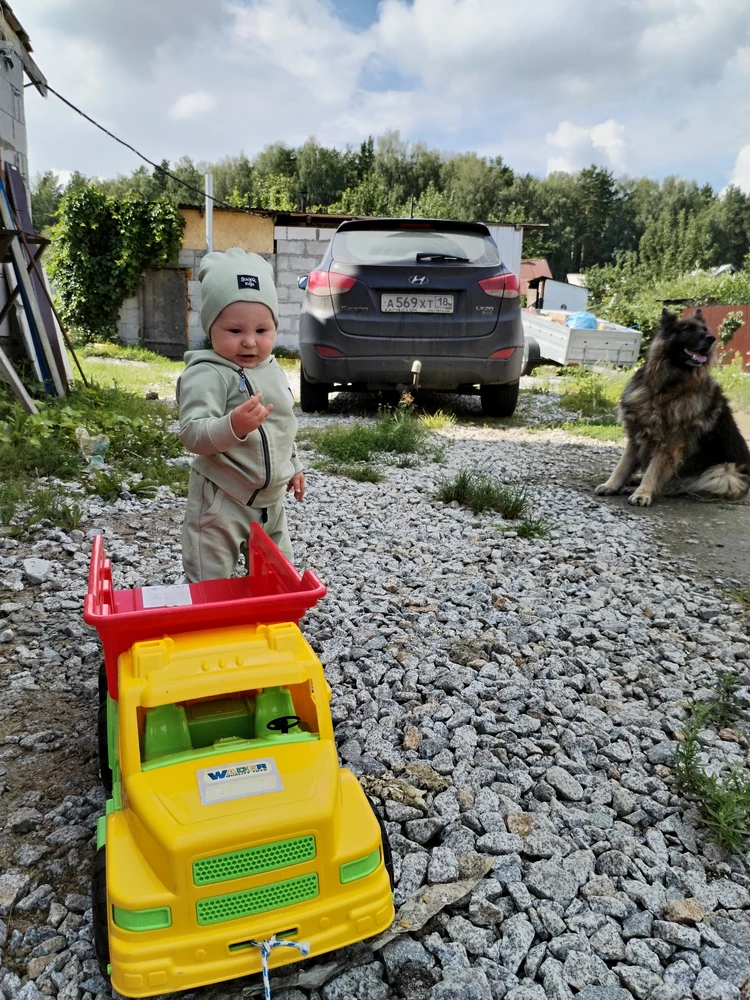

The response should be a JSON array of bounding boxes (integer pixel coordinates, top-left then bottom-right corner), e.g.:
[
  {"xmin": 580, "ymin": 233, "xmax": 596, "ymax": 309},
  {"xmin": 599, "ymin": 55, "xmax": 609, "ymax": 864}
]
[
  {"xmin": 116, "ymin": 295, "xmax": 140, "ymax": 347},
  {"xmin": 274, "ymin": 227, "xmax": 332, "ymax": 349}
]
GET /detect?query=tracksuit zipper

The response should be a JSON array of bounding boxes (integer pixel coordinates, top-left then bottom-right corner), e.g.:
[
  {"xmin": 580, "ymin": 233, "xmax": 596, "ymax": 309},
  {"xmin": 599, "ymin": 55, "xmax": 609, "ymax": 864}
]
[{"xmin": 237, "ymin": 367, "xmax": 271, "ymax": 507}]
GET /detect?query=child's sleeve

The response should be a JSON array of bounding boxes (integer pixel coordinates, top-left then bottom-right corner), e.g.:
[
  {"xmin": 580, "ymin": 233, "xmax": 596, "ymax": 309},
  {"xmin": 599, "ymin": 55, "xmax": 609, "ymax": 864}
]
[
  {"xmin": 178, "ymin": 367, "xmax": 243, "ymax": 455},
  {"xmin": 291, "ymin": 441, "xmax": 303, "ymax": 475}
]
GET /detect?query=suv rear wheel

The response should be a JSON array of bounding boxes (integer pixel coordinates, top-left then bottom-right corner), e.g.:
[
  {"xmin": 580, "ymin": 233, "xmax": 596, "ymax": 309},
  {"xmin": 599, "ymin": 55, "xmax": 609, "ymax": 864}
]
[
  {"xmin": 480, "ymin": 381, "xmax": 519, "ymax": 418},
  {"xmin": 300, "ymin": 367, "xmax": 331, "ymax": 413}
]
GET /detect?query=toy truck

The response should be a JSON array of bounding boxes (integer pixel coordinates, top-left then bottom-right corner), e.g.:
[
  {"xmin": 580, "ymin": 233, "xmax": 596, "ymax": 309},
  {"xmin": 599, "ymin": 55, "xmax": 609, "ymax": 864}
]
[{"xmin": 84, "ymin": 526, "xmax": 394, "ymax": 998}]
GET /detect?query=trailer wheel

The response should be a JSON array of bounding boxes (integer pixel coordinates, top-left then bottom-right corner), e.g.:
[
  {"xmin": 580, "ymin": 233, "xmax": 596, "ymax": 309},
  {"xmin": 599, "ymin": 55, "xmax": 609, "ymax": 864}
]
[
  {"xmin": 97, "ymin": 666, "xmax": 113, "ymax": 796},
  {"xmin": 368, "ymin": 797, "xmax": 394, "ymax": 891},
  {"xmin": 480, "ymin": 381, "xmax": 519, "ymax": 418},
  {"xmin": 92, "ymin": 846, "xmax": 111, "ymax": 980}
]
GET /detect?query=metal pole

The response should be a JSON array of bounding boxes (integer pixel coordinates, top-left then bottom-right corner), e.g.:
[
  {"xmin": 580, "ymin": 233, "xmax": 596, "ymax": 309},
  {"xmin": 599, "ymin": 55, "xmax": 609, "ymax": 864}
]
[{"xmin": 205, "ymin": 173, "xmax": 213, "ymax": 253}]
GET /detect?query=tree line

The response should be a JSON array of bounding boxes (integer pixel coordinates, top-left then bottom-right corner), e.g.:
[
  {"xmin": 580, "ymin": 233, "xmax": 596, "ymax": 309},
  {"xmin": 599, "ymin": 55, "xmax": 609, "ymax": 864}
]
[{"xmin": 32, "ymin": 130, "xmax": 750, "ymax": 287}]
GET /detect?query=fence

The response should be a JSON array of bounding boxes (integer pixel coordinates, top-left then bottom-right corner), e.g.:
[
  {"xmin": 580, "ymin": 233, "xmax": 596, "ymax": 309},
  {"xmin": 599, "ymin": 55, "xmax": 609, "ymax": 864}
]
[{"xmin": 681, "ymin": 304, "xmax": 750, "ymax": 364}]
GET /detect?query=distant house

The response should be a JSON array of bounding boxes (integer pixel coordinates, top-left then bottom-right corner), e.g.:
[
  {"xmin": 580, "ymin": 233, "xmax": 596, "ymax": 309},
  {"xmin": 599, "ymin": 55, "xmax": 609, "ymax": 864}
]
[
  {"xmin": 520, "ymin": 259, "xmax": 552, "ymax": 306},
  {"xmin": 0, "ymin": 3, "xmax": 47, "ymax": 202}
]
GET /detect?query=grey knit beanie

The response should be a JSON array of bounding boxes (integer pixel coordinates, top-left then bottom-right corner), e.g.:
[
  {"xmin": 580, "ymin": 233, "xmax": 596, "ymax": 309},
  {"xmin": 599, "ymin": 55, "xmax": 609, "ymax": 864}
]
[{"xmin": 199, "ymin": 248, "xmax": 279, "ymax": 335}]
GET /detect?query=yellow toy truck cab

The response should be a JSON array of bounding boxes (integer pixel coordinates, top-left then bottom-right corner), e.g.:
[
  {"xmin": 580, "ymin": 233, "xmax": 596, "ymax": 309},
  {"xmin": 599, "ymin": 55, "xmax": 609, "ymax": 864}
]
[{"xmin": 92, "ymin": 619, "xmax": 394, "ymax": 998}]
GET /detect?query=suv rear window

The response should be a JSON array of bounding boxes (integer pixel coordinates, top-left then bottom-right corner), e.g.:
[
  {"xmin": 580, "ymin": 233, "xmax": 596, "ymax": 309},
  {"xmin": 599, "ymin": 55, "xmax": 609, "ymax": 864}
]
[{"xmin": 332, "ymin": 227, "xmax": 500, "ymax": 266}]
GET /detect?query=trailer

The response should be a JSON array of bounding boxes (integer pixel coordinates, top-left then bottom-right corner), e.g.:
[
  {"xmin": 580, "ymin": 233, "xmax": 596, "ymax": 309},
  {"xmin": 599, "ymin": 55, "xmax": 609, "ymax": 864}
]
[{"xmin": 523, "ymin": 308, "xmax": 641, "ymax": 368}]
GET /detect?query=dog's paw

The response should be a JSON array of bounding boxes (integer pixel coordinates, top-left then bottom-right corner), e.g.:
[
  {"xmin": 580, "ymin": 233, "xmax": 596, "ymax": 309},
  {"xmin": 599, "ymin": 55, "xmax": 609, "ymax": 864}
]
[
  {"xmin": 628, "ymin": 490, "xmax": 653, "ymax": 507},
  {"xmin": 595, "ymin": 483, "xmax": 620, "ymax": 495}
]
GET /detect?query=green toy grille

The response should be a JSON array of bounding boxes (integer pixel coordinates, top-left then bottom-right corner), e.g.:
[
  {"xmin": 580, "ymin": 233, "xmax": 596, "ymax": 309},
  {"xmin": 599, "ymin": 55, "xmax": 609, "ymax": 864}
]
[
  {"xmin": 196, "ymin": 873, "xmax": 319, "ymax": 926},
  {"xmin": 193, "ymin": 836, "xmax": 316, "ymax": 886}
]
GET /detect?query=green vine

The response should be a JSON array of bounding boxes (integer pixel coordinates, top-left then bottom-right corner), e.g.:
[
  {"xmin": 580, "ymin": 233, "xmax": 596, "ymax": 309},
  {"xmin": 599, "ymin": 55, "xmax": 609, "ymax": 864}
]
[{"xmin": 49, "ymin": 184, "xmax": 184, "ymax": 340}]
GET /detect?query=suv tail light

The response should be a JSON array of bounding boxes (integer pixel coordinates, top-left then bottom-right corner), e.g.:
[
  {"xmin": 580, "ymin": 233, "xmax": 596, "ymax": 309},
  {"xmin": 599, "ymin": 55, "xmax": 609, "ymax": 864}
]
[
  {"xmin": 489, "ymin": 347, "xmax": 516, "ymax": 359},
  {"xmin": 316, "ymin": 346, "xmax": 344, "ymax": 358},
  {"xmin": 478, "ymin": 273, "xmax": 520, "ymax": 298},
  {"xmin": 307, "ymin": 270, "xmax": 357, "ymax": 296}
]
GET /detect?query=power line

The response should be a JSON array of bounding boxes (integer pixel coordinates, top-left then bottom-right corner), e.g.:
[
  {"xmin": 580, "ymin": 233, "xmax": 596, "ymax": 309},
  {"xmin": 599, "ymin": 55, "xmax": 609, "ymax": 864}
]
[{"xmin": 45, "ymin": 84, "xmax": 265, "ymax": 214}]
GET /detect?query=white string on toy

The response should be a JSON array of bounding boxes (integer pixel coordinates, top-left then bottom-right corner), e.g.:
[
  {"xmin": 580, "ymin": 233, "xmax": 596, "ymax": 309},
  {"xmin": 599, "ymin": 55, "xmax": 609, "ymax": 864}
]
[{"xmin": 250, "ymin": 935, "xmax": 310, "ymax": 1000}]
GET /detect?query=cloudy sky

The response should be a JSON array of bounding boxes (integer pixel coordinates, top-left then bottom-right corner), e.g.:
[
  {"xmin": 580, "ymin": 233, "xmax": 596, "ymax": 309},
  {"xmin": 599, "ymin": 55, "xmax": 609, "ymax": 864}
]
[{"xmin": 19, "ymin": 0, "xmax": 750, "ymax": 193}]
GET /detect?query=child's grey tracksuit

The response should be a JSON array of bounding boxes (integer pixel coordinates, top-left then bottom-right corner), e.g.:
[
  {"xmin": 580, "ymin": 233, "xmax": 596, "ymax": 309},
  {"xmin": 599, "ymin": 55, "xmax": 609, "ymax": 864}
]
[{"xmin": 177, "ymin": 350, "xmax": 302, "ymax": 582}]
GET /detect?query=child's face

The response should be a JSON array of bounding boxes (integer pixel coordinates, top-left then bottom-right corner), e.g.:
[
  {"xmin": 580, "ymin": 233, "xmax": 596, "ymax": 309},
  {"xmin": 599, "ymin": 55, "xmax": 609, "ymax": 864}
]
[{"xmin": 210, "ymin": 301, "xmax": 276, "ymax": 368}]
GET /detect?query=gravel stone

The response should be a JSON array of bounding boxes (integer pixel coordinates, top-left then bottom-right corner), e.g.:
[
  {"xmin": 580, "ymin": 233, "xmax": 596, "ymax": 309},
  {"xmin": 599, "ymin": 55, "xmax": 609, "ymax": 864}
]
[
  {"xmin": 652, "ymin": 920, "xmax": 701, "ymax": 950},
  {"xmin": 699, "ymin": 945, "xmax": 750, "ymax": 987},
  {"xmin": 544, "ymin": 767, "xmax": 584, "ymax": 801},
  {"xmin": 428, "ymin": 847, "xmax": 460, "ymax": 883},
  {"xmin": 589, "ymin": 924, "xmax": 626, "ymax": 962},
  {"xmin": 0, "ymin": 872, "xmax": 30, "ymax": 917},
  {"xmin": 692, "ymin": 968, "xmax": 742, "ymax": 1000},
  {"xmin": 22, "ymin": 559, "xmax": 52, "ymax": 584},
  {"xmin": 381, "ymin": 937, "xmax": 435, "ymax": 979},
  {"xmin": 615, "ymin": 965, "xmax": 665, "ymax": 999},
  {"xmin": 322, "ymin": 961, "xmax": 391, "ymax": 999},
  {"xmin": 497, "ymin": 913, "xmax": 536, "ymax": 973},
  {"xmin": 5, "ymin": 808, "xmax": 43, "ymax": 834},
  {"xmin": 428, "ymin": 970, "xmax": 493, "ymax": 1000},
  {"xmin": 526, "ymin": 861, "xmax": 579, "ymax": 904},
  {"xmin": 660, "ymin": 898, "xmax": 705, "ymax": 924}
]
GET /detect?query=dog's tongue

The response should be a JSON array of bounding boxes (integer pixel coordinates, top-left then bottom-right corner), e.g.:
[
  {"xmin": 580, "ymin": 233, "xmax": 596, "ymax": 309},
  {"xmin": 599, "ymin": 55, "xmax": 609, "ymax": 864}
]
[{"xmin": 694, "ymin": 352, "xmax": 707, "ymax": 363}]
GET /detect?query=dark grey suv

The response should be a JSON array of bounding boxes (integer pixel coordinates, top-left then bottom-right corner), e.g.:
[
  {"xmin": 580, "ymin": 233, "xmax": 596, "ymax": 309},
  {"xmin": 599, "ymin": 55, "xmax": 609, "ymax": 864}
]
[{"xmin": 297, "ymin": 218, "xmax": 526, "ymax": 416}]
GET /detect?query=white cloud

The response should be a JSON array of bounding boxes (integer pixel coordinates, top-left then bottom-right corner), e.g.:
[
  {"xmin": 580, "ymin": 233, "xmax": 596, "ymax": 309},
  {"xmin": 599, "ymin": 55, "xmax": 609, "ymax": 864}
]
[
  {"xmin": 169, "ymin": 92, "xmax": 216, "ymax": 120},
  {"xmin": 546, "ymin": 120, "xmax": 627, "ymax": 175},
  {"xmin": 16, "ymin": 0, "xmax": 750, "ymax": 189},
  {"xmin": 728, "ymin": 144, "xmax": 750, "ymax": 194}
]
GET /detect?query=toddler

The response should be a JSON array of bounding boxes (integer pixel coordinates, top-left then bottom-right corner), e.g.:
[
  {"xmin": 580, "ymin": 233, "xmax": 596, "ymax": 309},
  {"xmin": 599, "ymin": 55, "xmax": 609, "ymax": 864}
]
[{"xmin": 177, "ymin": 248, "xmax": 304, "ymax": 582}]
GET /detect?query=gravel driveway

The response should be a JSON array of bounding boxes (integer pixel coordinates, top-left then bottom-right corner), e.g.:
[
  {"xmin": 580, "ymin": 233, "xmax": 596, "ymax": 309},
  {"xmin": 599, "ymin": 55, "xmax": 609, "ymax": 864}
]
[{"xmin": 0, "ymin": 403, "xmax": 749, "ymax": 1000}]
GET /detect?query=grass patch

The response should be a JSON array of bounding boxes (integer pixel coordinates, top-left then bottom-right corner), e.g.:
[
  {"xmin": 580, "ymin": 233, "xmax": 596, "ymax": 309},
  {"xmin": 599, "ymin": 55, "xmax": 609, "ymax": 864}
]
[
  {"xmin": 312, "ymin": 459, "xmax": 384, "ymax": 483},
  {"xmin": 515, "ymin": 517, "xmax": 551, "ymax": 539},
  {"xmin": 0, "ymin": 380, "xmax": 188, "ymax": 531},
  {"xmin": 672, "ymin": 669, "xmax": 750, "ymax": 854},
  {"xmin": 557, "ymin": 365, "xmax": 630, "ymax": 419},
  {"xmin": 436, "ymin": 469, "xmax": 531, "ymax": 518},
  {"xmin": 715, "ymin": 353, "xmax": 750, "ymax": 411},
  {"xmin": 73, "ymin": 344, "xmax": 183, "ymax": 398},
  {"xmin": 300, "ymin": 410, "xmax": 427, "ymax": 464},
  {"xmin": 420, "ymin": 410, "xmax": 456, "ymax": 432}
]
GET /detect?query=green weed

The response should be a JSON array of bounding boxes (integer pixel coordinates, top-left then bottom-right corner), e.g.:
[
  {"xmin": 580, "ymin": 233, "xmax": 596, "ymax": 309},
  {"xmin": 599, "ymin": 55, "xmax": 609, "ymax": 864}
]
[
  {"xmin": 420, "ymin": 410, "xmax": 456, "ymax": 432},
  {"xmin": 300, "ymin": 410, "xmax": 427, "ymax": 464},
  {"xmin": 313, "ymin": 459, "xmax": 384, "ymax": 483},
  {"xmin": 672, "ymin": 674, "xmax": 750, "ymax": 853},
  {"xmin": 436, "ymin": 469, "xmax": 532, "ymax": 518},
  {"xmin": 85, "ymin": 469, "xmax": 123, "ymax": 501},
  {"xmin": 516, "ymin": 517, "xmax": 550, "ymax": 539},
  {"xmin": 431, "ymin": 442, "xmax": 449, "ymax": 464}
]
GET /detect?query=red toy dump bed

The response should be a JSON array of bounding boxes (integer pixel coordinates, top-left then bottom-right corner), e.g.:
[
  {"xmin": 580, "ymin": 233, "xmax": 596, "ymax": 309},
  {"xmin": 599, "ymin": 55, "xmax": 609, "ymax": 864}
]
[{"xmin": 84, "ymin": 523, "xmax": 326, "ymax": 699}]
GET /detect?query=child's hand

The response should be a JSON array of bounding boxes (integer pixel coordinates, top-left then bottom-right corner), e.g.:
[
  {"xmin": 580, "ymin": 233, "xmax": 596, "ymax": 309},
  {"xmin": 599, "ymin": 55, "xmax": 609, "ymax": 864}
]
[
  {"xmin": 231, "ymin": 393, "xmax": 273, "ymax": 437},
  {"xmin": 287, "ymin": 471, "xmax": 305, "ymax": 501}
]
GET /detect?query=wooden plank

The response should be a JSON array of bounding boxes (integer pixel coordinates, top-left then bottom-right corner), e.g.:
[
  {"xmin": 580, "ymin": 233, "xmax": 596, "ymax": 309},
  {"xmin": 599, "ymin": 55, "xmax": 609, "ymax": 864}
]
[
  {"xmin": 0, "ymin": 340, "xmax": 39, "ymax": 414},
  {"xmin": 0, "ymin": 178, "xmax": 65, "ymax": 395},
  {"xmin": 6, "ymin": 167, "xmax": 70, "ymax": 390},
  {"xmin": 4, "ymin": 263, "xmax": 42, "ymax": 382}
]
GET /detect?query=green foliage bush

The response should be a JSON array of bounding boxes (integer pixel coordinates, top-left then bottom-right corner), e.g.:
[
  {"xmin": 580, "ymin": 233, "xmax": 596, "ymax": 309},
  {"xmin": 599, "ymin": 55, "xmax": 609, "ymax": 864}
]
[{"xmin": 49, "ymin": 184, "xmax": 184, "ymax": 341}]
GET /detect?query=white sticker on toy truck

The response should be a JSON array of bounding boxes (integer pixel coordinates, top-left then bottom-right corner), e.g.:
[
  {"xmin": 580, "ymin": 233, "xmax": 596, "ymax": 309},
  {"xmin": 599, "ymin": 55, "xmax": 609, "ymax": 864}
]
[
  {"xmin": 140, "ymin": 584, "xmax": 193, "ymax": 609},
  {"xmin": 197, "ymin": 759, "xmax": 283, "ymax": 805}
]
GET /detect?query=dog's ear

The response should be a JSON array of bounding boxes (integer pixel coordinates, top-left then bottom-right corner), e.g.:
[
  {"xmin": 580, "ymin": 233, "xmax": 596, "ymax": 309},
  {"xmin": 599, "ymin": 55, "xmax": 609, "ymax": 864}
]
[
  {"xmin": 661, "ymin": 308, "xmax": 677, "ymax": 331},
  {"xmin": 694, "ymin": 308, "xmax": 703, "ymax": 320}
]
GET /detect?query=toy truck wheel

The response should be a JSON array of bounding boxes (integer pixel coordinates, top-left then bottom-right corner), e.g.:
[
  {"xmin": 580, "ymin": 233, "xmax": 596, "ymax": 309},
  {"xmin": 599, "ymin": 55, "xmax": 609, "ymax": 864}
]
[
  {"xmin": 97, "ymin": 666, "xmax": 113, "ymax": 795},
  {"xmin": 368, "ymin": 797, "xmax": 394, "ymax": 891},
  {"xmin": 91, "ymin": 846, "xmax": 110, "ymax": 980}
]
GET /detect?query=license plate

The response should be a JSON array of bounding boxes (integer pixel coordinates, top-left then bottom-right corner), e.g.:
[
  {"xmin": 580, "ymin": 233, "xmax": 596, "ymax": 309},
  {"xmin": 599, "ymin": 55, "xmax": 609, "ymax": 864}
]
[{"xmin": 381, "ymin": 293, "xmax": 454, "ymax": 314}]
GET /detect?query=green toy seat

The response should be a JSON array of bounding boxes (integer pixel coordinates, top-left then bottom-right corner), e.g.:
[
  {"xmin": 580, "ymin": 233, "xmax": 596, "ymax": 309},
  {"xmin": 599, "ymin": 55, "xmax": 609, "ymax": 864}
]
[{"xmin": 143, "ymin": 704, "xmax": 193, "ymax": 761}]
